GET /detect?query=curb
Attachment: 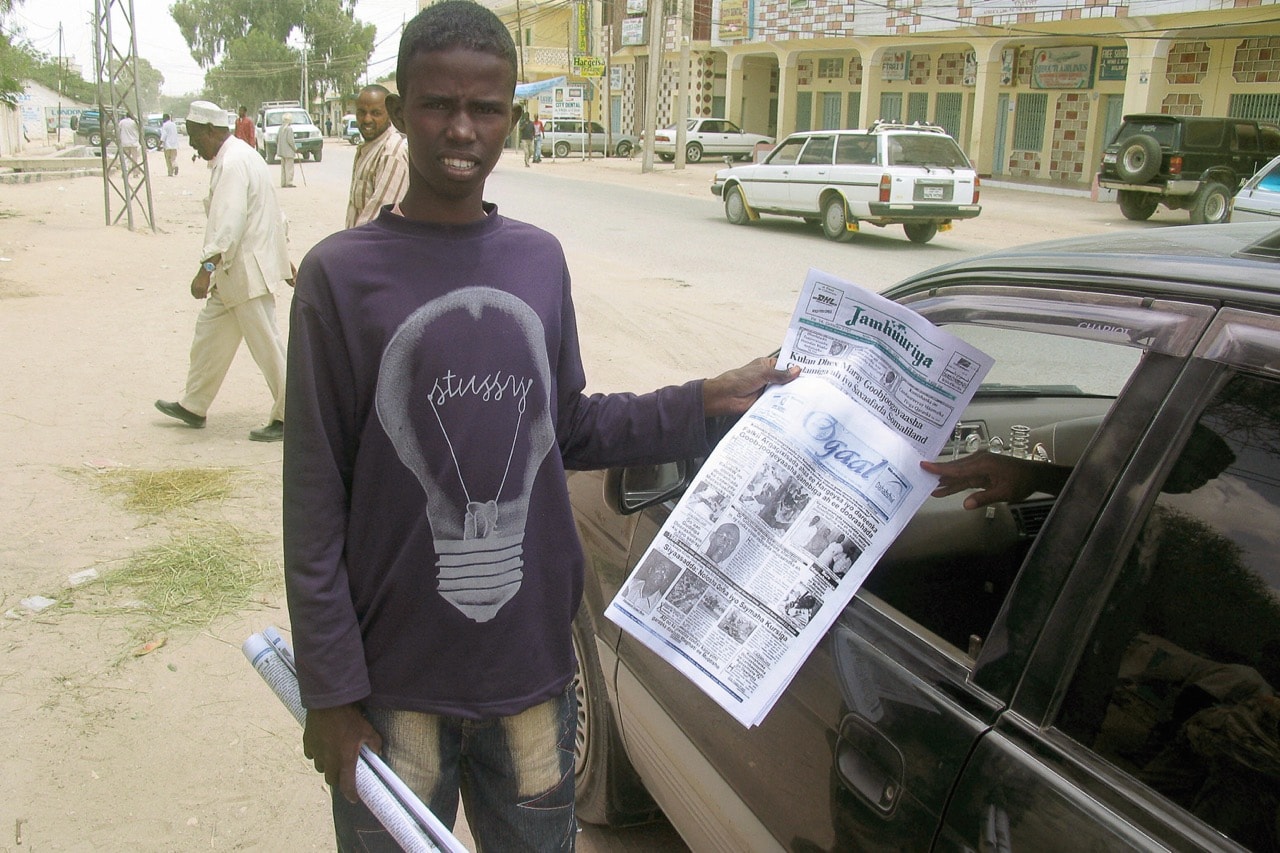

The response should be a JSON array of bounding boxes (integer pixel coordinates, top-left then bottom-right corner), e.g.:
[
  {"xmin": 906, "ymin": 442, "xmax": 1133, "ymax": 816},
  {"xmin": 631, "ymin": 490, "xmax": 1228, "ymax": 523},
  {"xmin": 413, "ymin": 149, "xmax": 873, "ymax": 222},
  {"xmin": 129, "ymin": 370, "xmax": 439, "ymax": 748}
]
[{"xmin": 0, "ymin": 168, "xmax": 103, "ymax": 184}]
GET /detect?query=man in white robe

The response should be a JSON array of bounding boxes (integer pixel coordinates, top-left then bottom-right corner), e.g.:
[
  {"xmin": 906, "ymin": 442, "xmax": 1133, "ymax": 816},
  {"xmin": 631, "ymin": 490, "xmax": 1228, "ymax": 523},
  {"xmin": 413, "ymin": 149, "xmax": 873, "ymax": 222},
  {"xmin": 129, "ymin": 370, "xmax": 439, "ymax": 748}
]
[{"xmin": 155, "ymin": 100, "xmax": 292, "ymax": 442}]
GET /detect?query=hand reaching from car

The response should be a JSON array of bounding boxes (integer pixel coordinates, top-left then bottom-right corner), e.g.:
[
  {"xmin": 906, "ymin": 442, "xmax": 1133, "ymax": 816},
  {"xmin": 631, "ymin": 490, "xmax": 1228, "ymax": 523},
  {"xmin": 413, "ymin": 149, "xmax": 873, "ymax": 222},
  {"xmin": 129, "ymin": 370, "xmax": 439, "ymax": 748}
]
[{"xmin": 920, "ymin": 450, "xmax": 1072, "ymax": 510}]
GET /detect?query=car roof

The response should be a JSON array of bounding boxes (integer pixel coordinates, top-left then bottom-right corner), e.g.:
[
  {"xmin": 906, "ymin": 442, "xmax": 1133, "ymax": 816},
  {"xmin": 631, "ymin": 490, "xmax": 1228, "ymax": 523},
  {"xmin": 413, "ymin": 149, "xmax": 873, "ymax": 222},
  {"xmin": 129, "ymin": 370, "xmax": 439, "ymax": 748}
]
[{"xmin": 885, "ymin": 223, "xmax": 1280, "ymax": 311}]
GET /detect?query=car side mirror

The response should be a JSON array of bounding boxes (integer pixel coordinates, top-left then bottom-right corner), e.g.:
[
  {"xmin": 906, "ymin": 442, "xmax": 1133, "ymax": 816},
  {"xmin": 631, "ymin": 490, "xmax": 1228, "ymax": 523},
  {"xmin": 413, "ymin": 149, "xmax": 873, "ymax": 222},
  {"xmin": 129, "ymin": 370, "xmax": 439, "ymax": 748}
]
[{"xmin": 604, "ymin": 461, "xmax": 690, "ymax": 514}]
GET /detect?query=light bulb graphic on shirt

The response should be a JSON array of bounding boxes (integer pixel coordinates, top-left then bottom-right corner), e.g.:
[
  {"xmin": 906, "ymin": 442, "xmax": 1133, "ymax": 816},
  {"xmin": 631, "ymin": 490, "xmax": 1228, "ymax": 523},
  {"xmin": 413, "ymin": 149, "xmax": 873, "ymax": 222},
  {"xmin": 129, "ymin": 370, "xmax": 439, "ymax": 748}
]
[{"xmin": 376, "ymin": 286, "xmax": 555, "ymax": 622}]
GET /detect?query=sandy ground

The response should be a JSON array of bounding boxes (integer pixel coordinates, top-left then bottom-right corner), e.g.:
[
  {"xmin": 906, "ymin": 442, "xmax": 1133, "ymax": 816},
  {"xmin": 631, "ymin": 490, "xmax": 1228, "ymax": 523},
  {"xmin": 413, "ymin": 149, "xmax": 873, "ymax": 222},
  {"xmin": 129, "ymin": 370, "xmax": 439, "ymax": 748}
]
[{"xmin": 0, "ymin": 145, "xmax": 716, "ymax": 852}]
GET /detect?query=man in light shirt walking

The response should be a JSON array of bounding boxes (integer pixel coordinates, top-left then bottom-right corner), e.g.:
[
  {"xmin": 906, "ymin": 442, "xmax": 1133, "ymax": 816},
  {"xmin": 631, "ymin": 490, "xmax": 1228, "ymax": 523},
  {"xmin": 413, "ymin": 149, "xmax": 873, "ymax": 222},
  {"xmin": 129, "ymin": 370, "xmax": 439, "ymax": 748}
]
[
  {"xmin": 160, "ymin": 113, "xmax": 180, "ymax": 176},
  {"xmin": 155, "ymin": 100, "xmax": 292, "ymax": 443},
  {"xmin": 345, "ymin": 84, "xmax": 409, "ymax": 227},
  {"xmin": 117, "ymin": 111, "xmax": 141, "ymax": 174}
]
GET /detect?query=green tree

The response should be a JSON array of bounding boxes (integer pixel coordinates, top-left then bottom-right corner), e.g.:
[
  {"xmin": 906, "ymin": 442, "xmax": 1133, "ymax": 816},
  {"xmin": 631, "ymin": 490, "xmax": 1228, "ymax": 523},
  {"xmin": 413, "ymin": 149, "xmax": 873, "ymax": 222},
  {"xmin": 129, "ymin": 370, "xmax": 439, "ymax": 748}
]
[
  {"xmin": 0, "ymin": 0, "xmax": 28, "ymax": 104},
  {"xmin": 204, "ymin": 30, "xmax": 299, "ymax": 113},
  {"xmin": 171, "ymin": 0, "xmax": 373, "ymax": 110}
]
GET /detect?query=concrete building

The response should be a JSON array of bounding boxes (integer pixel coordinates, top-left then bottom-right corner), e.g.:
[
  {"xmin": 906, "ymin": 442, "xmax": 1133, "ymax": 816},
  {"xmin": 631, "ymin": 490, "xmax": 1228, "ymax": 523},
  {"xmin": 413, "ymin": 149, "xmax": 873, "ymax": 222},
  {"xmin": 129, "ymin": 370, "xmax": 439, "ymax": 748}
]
[{"xmin": 504, "ymin": 0, "xmax": 1278, "ymax": 187}]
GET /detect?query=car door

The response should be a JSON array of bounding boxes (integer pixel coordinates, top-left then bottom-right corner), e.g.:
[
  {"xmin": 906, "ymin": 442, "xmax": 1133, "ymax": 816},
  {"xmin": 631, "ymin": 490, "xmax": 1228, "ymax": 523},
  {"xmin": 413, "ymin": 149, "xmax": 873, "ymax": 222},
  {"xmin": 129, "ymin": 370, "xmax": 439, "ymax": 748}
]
[
  {"xmin": 940, "ymin": 306, "xmax": 1280, "ymax": 852},
  {"xmin": 1231, "ymin": 155, "xmax": 1280, "ymax": 222},
  {"xmin": 739, "ymin": 137, "xmax": 807, "ymax": 211},
  {"xmin": 611, "ymin": 286, "xmax": 1212, "ymax": 851},
  {"xmin": 786, "ymin": 135, "xmax": 836, "ymax": 214}
]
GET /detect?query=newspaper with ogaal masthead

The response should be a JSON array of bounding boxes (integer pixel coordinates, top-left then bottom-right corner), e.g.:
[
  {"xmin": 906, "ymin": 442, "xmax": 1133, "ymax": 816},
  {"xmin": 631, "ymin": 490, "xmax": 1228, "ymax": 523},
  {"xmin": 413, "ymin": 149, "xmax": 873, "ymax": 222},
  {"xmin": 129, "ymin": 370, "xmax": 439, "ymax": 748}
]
[{"xmin": 605, "ymin": 269, "xmax": 993, "ymax": 726}]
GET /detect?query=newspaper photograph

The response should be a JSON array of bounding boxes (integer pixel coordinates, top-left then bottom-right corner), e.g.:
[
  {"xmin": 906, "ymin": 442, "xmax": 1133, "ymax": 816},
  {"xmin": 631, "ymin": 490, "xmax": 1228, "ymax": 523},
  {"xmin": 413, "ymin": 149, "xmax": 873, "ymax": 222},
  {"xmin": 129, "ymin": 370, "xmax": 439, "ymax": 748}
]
[{"xmin": 605, "ymin": 269, "xmax": 993, "ymax": 726}]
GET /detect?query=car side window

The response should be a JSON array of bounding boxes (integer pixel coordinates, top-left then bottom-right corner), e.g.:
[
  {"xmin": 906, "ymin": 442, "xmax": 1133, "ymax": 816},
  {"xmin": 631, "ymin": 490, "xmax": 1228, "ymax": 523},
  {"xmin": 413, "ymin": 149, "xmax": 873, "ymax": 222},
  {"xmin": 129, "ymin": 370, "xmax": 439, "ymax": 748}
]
[
  {"xmin": 702, "ymin": 120, "xmax": 723, "ymax": 133},
  {"xmin": 836, "ymin": 136, "xmax": 877, "ymax": 164},
  {"xmin": 1257, "ymin": 160, "xmax": 1280, "ymax": 192},
  {"xmin": 1055, "ymin": 371, "xmax": 1280, "ymax": 853},
  {"xmin": 1263, "ymin": 126, "xmax": 1280, "ymax": 154},
  {"xmin": 1182, "ymin": 119, "xmax": 1223, "ymax": 149},
  {"xmin": 797, "ymin": 136, "xmax": 835, "ymax": 165},
  {"xmin": 1235, "ymin": 122, "xmax": 1260, "ymax": 152},
  {"xmin": 766, "ymin": 138, "xmax": 806, "ymax": 166},
  {"xmin": 861, "ymin": 323, "xmax": 1143, "ymax": 657}
]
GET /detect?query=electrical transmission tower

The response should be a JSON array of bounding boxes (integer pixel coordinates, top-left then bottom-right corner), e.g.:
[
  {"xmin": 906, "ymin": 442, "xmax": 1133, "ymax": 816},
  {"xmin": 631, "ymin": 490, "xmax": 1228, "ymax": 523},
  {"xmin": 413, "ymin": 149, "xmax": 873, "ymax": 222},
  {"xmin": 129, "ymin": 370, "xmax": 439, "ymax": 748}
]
[{"xmin": 93, "ymin": 0, "xmax": 156, "ymax": 231}]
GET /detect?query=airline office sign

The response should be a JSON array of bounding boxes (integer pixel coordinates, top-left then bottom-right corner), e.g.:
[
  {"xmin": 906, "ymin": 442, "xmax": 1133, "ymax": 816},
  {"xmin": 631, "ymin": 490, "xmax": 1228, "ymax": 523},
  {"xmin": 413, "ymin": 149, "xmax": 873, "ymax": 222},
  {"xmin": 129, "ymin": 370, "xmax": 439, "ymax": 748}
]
[{"xmin": 1032, "ymin": 46, "xmax": 1096, "ymax": 89}]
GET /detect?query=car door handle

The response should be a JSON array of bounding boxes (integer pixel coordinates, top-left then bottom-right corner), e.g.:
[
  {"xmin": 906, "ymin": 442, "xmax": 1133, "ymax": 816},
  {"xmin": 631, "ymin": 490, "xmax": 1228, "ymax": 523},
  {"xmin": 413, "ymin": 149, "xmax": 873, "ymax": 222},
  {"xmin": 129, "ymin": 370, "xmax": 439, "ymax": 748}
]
[{"xmin": 834, "ymin": 713, "xmax": 905, "ymax": 815}]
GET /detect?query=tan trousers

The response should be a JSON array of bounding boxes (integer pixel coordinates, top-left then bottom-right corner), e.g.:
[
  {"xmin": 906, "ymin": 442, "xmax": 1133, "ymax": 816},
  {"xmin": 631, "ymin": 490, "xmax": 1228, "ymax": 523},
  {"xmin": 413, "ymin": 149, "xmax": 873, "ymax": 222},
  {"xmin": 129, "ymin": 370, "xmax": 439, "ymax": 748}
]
[
  {"xmin": 281, "ymin": 156, "xmax": 295, "ymax": 187},
  {"xmin": 164, "ymin": 148, "xmax": 177, "ymax": 175},
  {"xmin": 180, "ymin": 288, "xmax": 286, "ymax": 423}
]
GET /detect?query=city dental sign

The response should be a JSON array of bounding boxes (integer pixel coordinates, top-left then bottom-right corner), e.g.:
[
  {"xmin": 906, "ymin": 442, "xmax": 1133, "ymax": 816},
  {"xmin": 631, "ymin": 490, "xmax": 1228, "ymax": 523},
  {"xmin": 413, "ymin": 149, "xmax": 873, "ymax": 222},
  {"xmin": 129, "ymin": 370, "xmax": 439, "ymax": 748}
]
[{"xmin": 1032, "ymin": 46, "xmax": 1096, "ymax": 89}]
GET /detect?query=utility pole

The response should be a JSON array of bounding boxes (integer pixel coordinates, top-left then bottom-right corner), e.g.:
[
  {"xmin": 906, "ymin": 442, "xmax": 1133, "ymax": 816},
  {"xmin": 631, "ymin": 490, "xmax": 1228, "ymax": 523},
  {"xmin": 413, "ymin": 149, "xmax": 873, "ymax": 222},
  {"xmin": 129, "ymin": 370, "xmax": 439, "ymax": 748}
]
[
  {"xmin": 93, "ymin": 0, "xmax": 156, "ymax": 232},
  {"xmin": 515, "ymin": 0, "xmax": 525, "ymax": 83},
  {"xmin": 640, "ymin": 0, "xmax": 663, "ymax": 173},
  {"xmin": 57, "ymin": 23, "xmax": 63, "ymax": 145},
  {"xmin": 673, "ymin": 0, "xmax": 690, "ymax": 169}
]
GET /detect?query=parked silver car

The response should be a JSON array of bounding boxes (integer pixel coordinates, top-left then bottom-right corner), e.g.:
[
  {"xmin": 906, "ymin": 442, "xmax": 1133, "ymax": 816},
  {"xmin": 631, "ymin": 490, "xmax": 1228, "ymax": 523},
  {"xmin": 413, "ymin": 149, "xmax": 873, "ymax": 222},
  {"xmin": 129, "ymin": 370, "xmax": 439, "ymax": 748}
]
[
  {"xmin": 654, "ymin": 117, "xmax": 774, "ymax": 163},
  {"xmin": 1231, "ymin": 154, "xmax": 1280, "ymax": 223},
  {"xmin": 540, "ymin": 120, "xmax": 637, "ymax": 158}
]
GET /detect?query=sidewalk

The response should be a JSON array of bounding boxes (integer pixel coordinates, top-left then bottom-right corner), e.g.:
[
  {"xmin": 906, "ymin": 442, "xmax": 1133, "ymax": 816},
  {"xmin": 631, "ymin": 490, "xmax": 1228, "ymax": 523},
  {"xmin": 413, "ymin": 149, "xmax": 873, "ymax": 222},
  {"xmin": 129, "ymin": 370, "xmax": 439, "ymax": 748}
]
[{"xmin": 502, "ymin": 147, "xmax": 1101, "ymax": 201}]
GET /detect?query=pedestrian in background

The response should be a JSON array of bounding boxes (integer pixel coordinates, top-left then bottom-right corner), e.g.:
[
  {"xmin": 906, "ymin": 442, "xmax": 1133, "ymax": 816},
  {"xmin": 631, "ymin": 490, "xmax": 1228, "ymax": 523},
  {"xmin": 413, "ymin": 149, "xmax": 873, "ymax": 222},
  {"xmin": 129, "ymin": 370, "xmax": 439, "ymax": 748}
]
[
  {"xmin": 155, "ymin": 100, "xmax": 291, "ymax": 443},
  {"xmin": 278, "ymin": 114, "xmax": 298, "ymax": 189},
  {"xmin": 160, "ymin": 113, "xmax": 180, "ymax": 176},
  {"xmin": 117, "ymin": 111, "xmax": 141, "ymax": 174},
  {"xmin": 345, "ymin": 84, "xmax": 409, "ymax": 228},
  {"xmin": 532, "ymin": 114, "xmax": 543, "ymax": 162},
  {"xmin": 234, "ymin": 106, "xmax": 255, "ymax": 148},
  {"xmin": 518, "ymin": 112, "xmax": 534, "ymax": 167}
]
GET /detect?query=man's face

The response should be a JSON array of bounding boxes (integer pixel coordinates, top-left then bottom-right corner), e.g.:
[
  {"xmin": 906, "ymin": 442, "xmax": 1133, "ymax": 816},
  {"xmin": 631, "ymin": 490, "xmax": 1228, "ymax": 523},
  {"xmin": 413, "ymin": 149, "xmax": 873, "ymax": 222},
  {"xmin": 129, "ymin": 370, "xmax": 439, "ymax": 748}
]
[
  {"xmin": 189, "ymin": 123, "xmax": 220, "ymax": 161},
  {"xmin": 355, "ymin": 90, "xmax": 392, "ymax": 142},
  {"xmin": 389, "ymin": 47, "xmax": 516, "ymax": 224}
]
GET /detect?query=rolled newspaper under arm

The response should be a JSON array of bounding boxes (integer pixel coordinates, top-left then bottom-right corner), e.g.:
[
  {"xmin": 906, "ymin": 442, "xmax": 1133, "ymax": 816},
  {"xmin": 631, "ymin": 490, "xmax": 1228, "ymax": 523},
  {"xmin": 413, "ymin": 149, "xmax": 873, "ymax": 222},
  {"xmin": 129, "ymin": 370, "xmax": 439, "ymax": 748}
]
[{"xmin": 242, "ymin": 630, "xmax": 469, "ymax": 853}]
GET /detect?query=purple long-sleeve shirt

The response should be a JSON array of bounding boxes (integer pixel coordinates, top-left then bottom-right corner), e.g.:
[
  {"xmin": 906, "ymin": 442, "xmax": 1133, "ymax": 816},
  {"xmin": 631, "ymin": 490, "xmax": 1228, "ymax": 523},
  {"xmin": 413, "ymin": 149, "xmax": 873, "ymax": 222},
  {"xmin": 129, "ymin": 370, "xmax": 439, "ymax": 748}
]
[{"xmin": 283, "ymin": 204, "xmax": 710, "ymax": 718}]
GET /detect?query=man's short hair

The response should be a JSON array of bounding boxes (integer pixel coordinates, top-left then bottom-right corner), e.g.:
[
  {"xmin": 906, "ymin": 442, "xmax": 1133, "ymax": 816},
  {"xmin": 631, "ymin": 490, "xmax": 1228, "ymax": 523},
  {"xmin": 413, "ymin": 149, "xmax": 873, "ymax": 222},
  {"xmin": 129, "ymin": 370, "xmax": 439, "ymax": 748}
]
[
  {"xmin": 360, "ymin": 84, "xmax": 391, "ymax": 98},
  {"xmin": 396, "ymin": 0, "xmax": 517, "ymax": 94}
]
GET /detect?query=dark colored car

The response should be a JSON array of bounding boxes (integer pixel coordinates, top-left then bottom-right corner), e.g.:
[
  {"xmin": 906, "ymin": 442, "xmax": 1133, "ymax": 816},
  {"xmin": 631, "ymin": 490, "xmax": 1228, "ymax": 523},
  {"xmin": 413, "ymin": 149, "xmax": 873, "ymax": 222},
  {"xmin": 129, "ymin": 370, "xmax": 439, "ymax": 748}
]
[
  {"xmin": 569, "ymin": 223, "xmax": 1280, "ymax": 851},
  {"xmin": 70, "ymin": 108, "xmax": 160, "ymax": 150},
  {"xmin": 1098, "ymin": 113, "xmax": 1280, "ymax": 224}
]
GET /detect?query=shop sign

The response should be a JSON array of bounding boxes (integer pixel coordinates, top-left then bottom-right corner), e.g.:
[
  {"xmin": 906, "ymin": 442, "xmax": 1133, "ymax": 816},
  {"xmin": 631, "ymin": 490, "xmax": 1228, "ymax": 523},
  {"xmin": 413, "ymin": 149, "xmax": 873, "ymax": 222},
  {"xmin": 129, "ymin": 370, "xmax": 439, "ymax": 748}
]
[
  {"xmin": 882, "ymin": 51, "xmax": 909, "ymax": 82},
  {"xmin": 1032, "ymin": 45, "xmax": 1096, "ymax": 89},
  {"xmin": 1099, "ymin": 46, "xmax": 1128, "ymax": 81},
  {"xmin": 553, "ymin": 86, "xmax": 585, "ymax": 120},
  {"xmin": 719, "ymin": 0, "xmax": 746, "ymax": 40},
  {"xmin": 574, "ymin": 56, "xmax": 605, "ymax": 78},
  {"xmin": 621, "ymin": 17, "xmax": 645, "ymax": 46},
  {"xmin": 625, "ymin": 0, "xmax": 646, "ymax": 13}
]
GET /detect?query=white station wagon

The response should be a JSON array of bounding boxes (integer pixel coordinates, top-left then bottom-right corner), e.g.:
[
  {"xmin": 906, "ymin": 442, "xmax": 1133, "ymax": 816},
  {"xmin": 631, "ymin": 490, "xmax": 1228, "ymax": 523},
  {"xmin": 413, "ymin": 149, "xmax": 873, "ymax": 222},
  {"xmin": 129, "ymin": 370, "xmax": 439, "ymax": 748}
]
[{"xmin": 711, "ymin": 123, "xmax": 982, "ymax": 243}]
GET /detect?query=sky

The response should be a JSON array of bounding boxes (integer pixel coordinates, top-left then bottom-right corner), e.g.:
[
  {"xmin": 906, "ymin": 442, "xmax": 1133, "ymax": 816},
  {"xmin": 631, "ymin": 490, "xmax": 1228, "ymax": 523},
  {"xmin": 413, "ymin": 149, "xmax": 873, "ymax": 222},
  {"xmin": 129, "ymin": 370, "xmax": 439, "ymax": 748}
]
[{"xmin": 6, "ymin": 0, "xmax": 417, "ymax": 96}]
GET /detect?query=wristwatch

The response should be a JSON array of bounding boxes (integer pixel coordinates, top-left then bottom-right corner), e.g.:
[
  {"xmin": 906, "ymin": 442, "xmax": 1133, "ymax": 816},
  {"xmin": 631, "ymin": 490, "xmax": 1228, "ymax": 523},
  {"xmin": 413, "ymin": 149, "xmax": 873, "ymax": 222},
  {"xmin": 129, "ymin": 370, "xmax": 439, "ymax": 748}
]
[{"xmin": 201, "ymin": 261, "xmax": 217, "ymax": 273}]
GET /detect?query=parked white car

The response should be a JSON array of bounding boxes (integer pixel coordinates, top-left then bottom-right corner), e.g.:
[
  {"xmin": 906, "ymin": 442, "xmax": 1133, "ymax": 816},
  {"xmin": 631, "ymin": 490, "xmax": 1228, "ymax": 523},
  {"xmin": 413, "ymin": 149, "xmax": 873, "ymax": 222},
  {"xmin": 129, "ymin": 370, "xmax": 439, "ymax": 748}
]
[
  {"xmin": 653, "ymin": 118, "xmax": 773, "ymax": 163},
  {"xmin": 1230, "ymin": 154, "xmax": 1280, "ymax": 223},
  {"xmin": 710, "ymin": 123, "xmax": 981, "ymax": 243}
]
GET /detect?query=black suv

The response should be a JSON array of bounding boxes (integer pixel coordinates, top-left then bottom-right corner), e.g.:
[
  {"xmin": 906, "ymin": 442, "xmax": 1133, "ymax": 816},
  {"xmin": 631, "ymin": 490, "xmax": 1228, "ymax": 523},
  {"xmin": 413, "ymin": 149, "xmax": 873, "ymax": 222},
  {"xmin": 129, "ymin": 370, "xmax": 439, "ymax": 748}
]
[
  {"xmin": 70, "ymin": 108, "xmax": 161, "ymax": 150},
  {"xmin": 1098, "ymin": 113, "xmax": 1280, "ymax": 224}
]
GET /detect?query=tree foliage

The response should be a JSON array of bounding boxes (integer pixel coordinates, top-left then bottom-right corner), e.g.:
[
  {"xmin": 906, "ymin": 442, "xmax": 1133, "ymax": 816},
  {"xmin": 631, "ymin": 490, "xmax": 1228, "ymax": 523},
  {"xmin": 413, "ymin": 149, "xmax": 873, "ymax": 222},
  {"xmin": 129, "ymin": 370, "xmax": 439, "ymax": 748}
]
[
  {"xmin": 172, "ymin": 0, "xmax": 374, "ymax": 110},
  {"xmin": 0, "ymin": 0, "xmax": 27, "ymax": 104}
]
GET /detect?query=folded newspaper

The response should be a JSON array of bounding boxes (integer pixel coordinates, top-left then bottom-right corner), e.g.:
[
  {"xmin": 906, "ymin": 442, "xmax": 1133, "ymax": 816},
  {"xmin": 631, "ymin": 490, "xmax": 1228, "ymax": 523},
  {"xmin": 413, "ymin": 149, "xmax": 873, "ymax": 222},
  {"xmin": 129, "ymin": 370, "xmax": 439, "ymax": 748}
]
[
  {"xmin": 243, "ymin": 627, "xmax": 468, "ymax": 853},
  {"xmin": 605, "ymin": 269, "xmax": 994, "ymax": 726}
]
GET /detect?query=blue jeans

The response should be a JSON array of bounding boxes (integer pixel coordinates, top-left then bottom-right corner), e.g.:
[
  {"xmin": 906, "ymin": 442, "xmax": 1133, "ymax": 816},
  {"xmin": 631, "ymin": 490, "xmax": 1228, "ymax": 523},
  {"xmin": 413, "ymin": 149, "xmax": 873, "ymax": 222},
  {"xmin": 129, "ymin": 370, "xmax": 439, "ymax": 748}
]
[{"xmin": 331, "ymin": 685, "xmax": 577, "ymax": 852}]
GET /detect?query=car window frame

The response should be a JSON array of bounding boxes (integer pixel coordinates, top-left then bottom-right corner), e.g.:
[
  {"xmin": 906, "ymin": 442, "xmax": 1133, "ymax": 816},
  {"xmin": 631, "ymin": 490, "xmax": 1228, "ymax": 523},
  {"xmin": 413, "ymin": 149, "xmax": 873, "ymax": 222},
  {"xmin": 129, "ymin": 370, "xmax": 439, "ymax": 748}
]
[{"xmin": 1015, "ymin": 305, "xmax": 1280, "ymax": 727}]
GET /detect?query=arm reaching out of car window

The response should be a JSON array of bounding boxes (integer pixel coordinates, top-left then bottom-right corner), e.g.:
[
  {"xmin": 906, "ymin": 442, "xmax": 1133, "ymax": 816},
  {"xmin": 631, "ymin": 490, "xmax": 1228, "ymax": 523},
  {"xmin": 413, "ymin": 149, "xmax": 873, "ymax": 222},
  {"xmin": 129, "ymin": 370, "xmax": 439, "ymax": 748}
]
[{"xmin": 920, "ymin": 451, "xmax": 1073, "ymax": 510}]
